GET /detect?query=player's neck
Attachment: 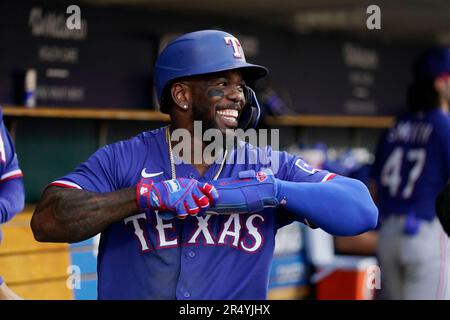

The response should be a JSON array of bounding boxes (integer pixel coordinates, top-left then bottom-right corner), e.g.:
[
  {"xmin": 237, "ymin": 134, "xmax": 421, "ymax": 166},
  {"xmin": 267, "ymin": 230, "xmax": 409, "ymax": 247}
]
[
  {"xmin": 168, "ymin": 124, "xmax": 226, "ymax": 177},
  {"xmin": 168, "ymin": 123, "xmax": 218, "ymax": 150}
]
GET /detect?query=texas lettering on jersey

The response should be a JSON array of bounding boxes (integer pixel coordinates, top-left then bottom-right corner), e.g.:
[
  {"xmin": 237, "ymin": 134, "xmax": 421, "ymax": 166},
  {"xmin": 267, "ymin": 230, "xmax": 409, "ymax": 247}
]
[{"xmin": 125, "ymin": 213, "xmax": 265, "ymax": 253}]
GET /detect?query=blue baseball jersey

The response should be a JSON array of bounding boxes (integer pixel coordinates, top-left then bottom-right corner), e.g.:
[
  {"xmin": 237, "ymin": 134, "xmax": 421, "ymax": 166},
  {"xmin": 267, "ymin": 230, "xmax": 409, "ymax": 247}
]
[
  {"xmin": 51, "ymin": 126, "xmax": 334, "ymax": 300},
  {"xmin": 0, "ymin": 108, "xmax": 24, "ymax": 241},
  {"xmin": 372, "ymin": 109, "xmax": 450, "ymax": 221},
  {"xmin": 0, "ymin": 110, "xmax": 23, "ymax": 185}
]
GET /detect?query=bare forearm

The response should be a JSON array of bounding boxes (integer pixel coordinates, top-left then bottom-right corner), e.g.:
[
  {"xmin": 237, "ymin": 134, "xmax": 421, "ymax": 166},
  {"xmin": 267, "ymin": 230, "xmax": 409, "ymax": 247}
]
[
  {"xmin": 335, "ymin": 231, "xmax": 378, "ymax": 255},
  {"xmin": 32, "ymin": 186, "xmax": 139, "ymax": 243}
]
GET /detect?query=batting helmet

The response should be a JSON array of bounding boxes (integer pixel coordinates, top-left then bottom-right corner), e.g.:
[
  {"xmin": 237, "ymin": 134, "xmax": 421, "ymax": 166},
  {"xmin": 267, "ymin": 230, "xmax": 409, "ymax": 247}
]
[{"xmin": 154, "ymin": 30, "xmax": 268, "ymax": 129}]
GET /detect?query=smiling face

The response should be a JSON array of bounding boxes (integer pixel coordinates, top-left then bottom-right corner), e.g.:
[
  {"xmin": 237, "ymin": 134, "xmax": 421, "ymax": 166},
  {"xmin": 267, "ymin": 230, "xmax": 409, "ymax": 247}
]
[{"xmin": 187, "ymin": 69, "xmax": 247, "ymax": 133}]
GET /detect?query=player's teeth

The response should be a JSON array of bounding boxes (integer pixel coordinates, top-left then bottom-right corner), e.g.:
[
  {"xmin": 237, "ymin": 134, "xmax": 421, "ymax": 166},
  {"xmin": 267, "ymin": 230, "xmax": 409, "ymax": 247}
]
[{"xmin": 217, "ymin": 109, "xmax": 238, "ymax": 118}]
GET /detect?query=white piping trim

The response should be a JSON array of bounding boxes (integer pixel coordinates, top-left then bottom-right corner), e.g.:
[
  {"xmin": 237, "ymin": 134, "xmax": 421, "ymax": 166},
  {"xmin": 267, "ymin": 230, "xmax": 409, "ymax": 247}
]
[
  {"xmin": 321, "ymin": 173, "xmax": 334, "ymax": 182},
  {"xmin": 1, "ymin": 169, "xmax": 23, "ymax": 180},
  {"xmin": 51, "ymin": 180, "xmax": 82, "ymax": 189}
]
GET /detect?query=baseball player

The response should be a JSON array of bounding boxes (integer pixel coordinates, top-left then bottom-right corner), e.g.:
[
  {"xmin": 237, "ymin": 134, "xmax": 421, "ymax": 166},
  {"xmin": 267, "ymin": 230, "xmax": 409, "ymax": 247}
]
[
  {"xmin": 0, "ymin": 107, "xmax": 25, "ymax": 300},
  {"xmin": 31, "ymin": 30, "xmax": 378, "ymax": 300},
  {"xmin": 371, "ymin": 47, "xmax": 450, "ymax": 300}
]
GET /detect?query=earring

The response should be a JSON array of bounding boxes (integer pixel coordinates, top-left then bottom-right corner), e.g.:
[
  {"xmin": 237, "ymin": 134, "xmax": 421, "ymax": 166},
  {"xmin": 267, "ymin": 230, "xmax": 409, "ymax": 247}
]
[{"xmin": 183, "ymin": 105, "xmax": 188, "ymax": 110}]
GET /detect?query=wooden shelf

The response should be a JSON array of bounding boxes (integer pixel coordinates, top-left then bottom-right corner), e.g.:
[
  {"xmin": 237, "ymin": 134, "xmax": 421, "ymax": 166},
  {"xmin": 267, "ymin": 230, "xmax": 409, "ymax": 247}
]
[
  {"xmin": 2, "ymin": 105, "xmax": 170, "ymax": 122},
  {"xmin": 3, "ymin": 105, "xmax": 394, "ymax": 128},
  {"xmin": 265, "ymin": 114, "xmax": 394, "ymax": 129}
]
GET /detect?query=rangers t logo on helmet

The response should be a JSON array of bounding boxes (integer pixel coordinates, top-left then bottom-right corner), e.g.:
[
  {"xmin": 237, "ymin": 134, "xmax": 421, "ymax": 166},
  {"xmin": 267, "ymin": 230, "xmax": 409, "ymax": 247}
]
[{"xmin": 224, "ymin": 36, "xmax": 243, "ymax": 58}]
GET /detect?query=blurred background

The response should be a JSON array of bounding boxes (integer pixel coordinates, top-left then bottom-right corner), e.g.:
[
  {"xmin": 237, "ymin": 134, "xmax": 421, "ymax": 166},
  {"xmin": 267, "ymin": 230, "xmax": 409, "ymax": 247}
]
[{"xmin": 0, "ymin": 0, "xmax": 449, "ymax": 300}]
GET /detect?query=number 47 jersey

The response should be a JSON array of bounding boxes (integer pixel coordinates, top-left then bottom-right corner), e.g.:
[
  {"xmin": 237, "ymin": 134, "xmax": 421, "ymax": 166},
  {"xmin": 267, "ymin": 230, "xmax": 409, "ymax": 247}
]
[{"xmin": 371, "ymin": 109, "xmax": 450, "ymax": 221}]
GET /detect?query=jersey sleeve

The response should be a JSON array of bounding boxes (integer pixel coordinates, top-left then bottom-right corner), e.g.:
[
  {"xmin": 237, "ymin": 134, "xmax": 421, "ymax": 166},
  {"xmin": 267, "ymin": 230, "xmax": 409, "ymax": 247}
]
[
  {"xmin": 0, "ymin": 118, "xmax": 23, "ymax": 182},
  {"xmin": 0, "ymin": 113, "xmax": 24, "ymax": 238},
  {"xmin": 0, "ymin": 178, "xmax": 25, "ymax": 225},
  {"xmin": 273, "ymin": 150, "xmax": 336, "ymax": 229},
  {"xmin": 273, "ymin": 150, "xmax": 335, "ymax": 183},
  {"xmin": 50, "ymin": 143, "xmax": 123, "ymax": 193}
]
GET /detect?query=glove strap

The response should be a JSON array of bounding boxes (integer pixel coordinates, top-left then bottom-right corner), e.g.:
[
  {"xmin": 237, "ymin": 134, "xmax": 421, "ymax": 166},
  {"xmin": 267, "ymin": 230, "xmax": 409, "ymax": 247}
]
[{"xmin": 241, "ymin": 187, "xmax": 264, "ymax": 213}]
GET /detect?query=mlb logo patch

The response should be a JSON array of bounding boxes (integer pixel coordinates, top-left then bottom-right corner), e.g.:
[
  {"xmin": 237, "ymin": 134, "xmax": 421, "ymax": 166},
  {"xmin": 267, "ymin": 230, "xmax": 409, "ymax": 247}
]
[{"xmin": 256, "ymin": 171, "xmax": 267, "ymax": 182}]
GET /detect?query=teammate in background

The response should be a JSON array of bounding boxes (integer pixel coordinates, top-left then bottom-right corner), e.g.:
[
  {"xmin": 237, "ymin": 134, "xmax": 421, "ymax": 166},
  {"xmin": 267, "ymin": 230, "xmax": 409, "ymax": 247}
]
[
  {"xmin": 31, "ymin": 30, "xmax": 377, "ymax": 299},
  {"xmin": 0, "ymin": 107, "xmax": 25, "ymax": 300},
  {"xmin": 371, "ymin": 47, "xmax": 450, "ymax": 300},
  {"xmin": 436, "ymin": 183, "xmax": 450, "ymax": 237}
]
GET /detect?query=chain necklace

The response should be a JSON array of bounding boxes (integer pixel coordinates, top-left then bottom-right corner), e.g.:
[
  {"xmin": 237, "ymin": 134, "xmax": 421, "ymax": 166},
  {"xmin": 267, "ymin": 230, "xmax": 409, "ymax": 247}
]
[{"xmin": 165, "ymin": 126, "xmax": 227, "ymax": 180}]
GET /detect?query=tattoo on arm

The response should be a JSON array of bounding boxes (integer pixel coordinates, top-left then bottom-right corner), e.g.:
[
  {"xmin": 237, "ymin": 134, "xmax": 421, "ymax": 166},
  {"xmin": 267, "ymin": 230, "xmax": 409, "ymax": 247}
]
[{"xmin": 32, "ymin": 186, "xmax": 139, "ymax": 243}]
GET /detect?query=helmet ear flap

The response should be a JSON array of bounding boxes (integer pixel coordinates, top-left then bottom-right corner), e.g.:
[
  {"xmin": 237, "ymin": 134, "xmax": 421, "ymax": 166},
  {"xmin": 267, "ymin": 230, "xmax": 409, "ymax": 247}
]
[{"xmin": 239, "ymin": 86, "xmax": 261, "ymax": 130}]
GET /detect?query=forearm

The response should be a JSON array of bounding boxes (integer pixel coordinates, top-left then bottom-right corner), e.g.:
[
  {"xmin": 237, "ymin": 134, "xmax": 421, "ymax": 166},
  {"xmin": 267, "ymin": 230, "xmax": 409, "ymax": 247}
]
[
  {"xmin": 277, "ymin": 176, "xmax": 379, "ymax": 236},
  {"xmin": 334, "ymin": 231, "xmax": 378, "ymax": 255},
  {"xmin": 32, "ymin": 186, "xmax": 139, "ymax": 243},
  {"xmin": 0, "ymin": 178, "xmax": 25, "ymax": 224}
]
